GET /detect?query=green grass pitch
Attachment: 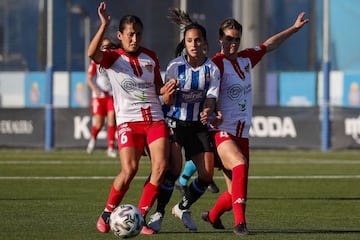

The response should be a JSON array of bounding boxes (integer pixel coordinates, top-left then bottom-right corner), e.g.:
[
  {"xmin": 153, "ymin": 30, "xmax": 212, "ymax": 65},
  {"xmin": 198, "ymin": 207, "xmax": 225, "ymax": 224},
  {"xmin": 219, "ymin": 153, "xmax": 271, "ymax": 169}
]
[{"xmin": 0, "ymin": 149, "xmax": 359, "ymax": 240}]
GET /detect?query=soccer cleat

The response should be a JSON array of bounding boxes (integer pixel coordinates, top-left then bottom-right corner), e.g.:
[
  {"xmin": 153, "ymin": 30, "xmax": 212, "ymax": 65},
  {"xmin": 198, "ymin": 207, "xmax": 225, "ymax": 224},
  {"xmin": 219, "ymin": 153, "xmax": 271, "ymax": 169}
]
[
  {"xmin": 233, "ymin": 222, "xmax": 249, "ymax": 235},
  {"xmin": 96, "ymin": 211, "xmax": 111, "ymax": 233},
  {"xmin": 147, "ymin": 212, "xmax": 163, "ymax": 232},
  {"xmin": 174, "ymin": 180, "xmax": 188, "ymax": 196},
  {"xmin": 207, "ymin": 181, "xmax": 220, "ymax": 193},
  {"xmin": 172, "ymin": 203, "xmax": 197, "ymax": 231},
  {"xmin": 140, "ymin": 225, "xmax": 155, "ymax": 235},
  {"xmin": 201, "ymin": 211, "xmax": 225, "ymax": 229},
  {"xmin": 106, "ymin": 148, "xmax": 117, "ymax": 158},
  {"xmin": 86, "ymin": 138, "xmax": 95, "ymax": 154}
]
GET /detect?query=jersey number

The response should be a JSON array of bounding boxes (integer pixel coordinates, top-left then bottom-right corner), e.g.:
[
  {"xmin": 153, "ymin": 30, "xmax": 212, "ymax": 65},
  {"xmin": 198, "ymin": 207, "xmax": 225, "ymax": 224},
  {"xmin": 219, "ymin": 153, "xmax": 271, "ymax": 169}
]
[
  {"xmin": 219, "ymin": 131, "xmax": 229, "ymax": 138},
  {"xmin": 120, "ymin": 132, "xmax": 128, "ymax": 144}
]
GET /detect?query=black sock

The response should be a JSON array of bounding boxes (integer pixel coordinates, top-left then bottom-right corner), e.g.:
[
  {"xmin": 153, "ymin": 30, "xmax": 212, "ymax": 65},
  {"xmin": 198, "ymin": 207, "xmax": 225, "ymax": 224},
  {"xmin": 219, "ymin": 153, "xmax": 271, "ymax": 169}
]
[
  {"xmin": 156, "ymin": 171, "xmax": 177, "ymax": 214},
  {"xmin": 179, "ymin": 177, "xmax": 208, "ymax": 209}
]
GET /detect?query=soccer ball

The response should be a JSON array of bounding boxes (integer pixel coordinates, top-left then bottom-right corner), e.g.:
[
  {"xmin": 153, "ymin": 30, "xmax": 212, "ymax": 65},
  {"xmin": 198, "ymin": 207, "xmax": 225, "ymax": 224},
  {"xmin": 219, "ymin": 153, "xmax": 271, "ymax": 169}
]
[{"xmin": 109, "ymin": 204, "xmax": 144, "ymax": 238}]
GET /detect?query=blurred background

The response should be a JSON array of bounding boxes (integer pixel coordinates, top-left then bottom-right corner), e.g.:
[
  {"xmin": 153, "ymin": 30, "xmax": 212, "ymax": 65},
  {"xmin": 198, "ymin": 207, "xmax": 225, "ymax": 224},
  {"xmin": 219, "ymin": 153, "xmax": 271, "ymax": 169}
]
[{"xmin": 0, "ymin": 0, "xmax": 359, "ymax": 150}]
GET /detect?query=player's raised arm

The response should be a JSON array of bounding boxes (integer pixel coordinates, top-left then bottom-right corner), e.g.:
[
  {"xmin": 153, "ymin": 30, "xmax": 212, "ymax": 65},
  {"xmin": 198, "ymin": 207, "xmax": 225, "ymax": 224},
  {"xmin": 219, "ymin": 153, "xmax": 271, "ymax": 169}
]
[
  {"xmin": 87, "ymin": 1, "xmax": 111, "ymax": 63},
  {"xmin": 263, "ymin": 12, "xmax": 309, "ymax": 52}
]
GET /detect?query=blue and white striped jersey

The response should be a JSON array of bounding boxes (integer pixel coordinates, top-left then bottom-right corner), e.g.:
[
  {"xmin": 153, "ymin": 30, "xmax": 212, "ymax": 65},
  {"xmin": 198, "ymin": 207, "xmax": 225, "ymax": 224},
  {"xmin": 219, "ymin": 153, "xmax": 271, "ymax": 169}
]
[{"xmin": 164, "ymin": 56, "xmax": 220, "ymax": 121}]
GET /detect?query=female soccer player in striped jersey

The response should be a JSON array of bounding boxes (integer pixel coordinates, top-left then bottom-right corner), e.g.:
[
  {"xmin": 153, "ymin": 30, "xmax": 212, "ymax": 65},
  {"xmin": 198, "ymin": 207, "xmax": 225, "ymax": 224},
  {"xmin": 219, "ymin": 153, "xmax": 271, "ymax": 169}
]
[
  {"xmin": 88, "ymin": 2, "xmax": 172, "ymax": 234},
  {"xmin": 144, "ymin": 9, "xmax": 220, "ymax": 233},
  {"xmin": 201, "ymin": 12, "xmax": 309, "ymax": 235}
]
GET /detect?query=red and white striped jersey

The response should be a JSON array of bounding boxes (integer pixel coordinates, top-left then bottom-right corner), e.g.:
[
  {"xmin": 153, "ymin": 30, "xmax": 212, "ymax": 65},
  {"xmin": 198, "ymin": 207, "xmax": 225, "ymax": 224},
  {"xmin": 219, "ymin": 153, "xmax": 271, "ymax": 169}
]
[
  {"xmin": 100, "ymin": 47, "xmax": 164, "ymax": 124},
  {"xmin": 211, "ymin": 44, "xmax": 267, "ymax": 138}
]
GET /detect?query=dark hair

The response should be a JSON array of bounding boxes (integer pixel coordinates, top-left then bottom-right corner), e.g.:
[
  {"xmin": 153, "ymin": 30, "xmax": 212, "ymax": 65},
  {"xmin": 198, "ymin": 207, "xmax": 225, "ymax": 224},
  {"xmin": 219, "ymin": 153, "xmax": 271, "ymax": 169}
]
[
  {"xmin": 101, "ymin": 36, "xmax": 118, "ymax": 50},
  {"xmin": 168, "ymin": 8, "xmax": 207, "ymax": 57},
  {"xmin": 101, "ymin": 36, "xmax": 113, "ymax": 44},
  {"xmin": 218, "ymin": 18, "xmax": 243, "ymax": 37},
  {"xmin": 118, "ymin": 15, "xmax": 143, "ymax": 33}
]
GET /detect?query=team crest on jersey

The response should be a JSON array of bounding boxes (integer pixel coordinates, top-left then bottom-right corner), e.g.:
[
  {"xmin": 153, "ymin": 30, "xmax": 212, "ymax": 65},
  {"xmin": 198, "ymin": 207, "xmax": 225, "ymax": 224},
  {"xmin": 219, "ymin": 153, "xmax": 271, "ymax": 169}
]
[
  {"xmin": 145, "ymin": 63, "xmax": 153, "ymax": 73},
  {"xmin": 244, "ymin": 64, "xmax": 249, "ymax": 73},
  {"xmin": 179, "ymin": 73, "xmax": 186, "ymax": 81}
]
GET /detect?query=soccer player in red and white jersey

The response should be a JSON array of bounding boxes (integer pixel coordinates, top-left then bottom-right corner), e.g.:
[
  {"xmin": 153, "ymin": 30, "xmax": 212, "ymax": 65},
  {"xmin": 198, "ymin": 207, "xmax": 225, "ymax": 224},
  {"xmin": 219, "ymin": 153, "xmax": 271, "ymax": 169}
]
[
  {"xmin": 201, "ymin": 12, "xmax": 309, "ymax": 235},
  {"xmin": 86, "ymin": 37, "xmax": 117, "ymax": 158},
  {"xmin": 88, "ymin": 2, "xmax": 172, "ymax": 234}
]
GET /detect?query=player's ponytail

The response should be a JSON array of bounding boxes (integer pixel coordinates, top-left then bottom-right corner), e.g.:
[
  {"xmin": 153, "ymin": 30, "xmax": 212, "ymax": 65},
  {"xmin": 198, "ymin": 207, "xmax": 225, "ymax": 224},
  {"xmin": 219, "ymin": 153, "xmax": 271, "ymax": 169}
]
[{"xmin": 168, "ymin": 8, "xmax": 207, "ymax": 57}]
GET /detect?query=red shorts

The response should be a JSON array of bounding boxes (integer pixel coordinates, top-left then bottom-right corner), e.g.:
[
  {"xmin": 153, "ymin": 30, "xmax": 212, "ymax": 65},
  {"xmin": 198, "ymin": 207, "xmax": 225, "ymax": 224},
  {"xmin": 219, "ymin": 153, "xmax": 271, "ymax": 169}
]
[
  {"xmin": 90, "ymin": 96, "xmax": 114, "ymax": 116},
  {"xmin": 116, "ymin": 120, "xmax": 168, "ymax": 152},
  {"xmin": 211, "ymin": 130, "xmax": 250, "ymax": 169}
]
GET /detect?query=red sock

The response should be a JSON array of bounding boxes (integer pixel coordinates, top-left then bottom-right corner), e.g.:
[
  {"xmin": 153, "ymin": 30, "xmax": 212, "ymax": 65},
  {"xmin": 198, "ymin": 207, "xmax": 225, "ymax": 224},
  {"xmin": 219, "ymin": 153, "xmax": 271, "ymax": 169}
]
[
  {"xmin": 105, "ymin": 184, "xmax": 126, "ymax": 212},
  {"xmin": 107, "ymin": 125, "xmax": 115, "ymax": 148},
  {"xmin": 232, "ymin": 164, "xmax": 247, "ymax": 225},
  {"xmin": 243, "ymin": 164, "xmax": 249, "ymax": 215},
  {"xmin": 209, "ymin": 191, "xmax": 232, "ymax": 223},
  {"xmin": 138, "ymin": 182, "xmax": 159, "ymax": 217},
  {"xmin": 92, "ymin": 126, "xmax": 100, "ymax": 139}
]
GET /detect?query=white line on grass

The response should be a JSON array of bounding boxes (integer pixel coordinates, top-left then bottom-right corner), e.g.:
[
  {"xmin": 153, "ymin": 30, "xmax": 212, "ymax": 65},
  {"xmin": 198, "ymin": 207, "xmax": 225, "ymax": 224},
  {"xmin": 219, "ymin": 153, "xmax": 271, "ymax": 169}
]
[
  {"xmin": 1, "ymin": 175, "xmax": 360, "ymax": 180},
  {"xmin": 252, "ymin": 159, "xmax": 360, "ymax": 164}
]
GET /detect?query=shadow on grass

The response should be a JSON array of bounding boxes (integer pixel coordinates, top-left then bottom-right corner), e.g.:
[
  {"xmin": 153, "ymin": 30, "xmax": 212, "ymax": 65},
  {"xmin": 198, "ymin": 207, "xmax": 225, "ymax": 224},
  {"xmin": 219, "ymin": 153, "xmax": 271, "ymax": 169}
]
[
  {"xmin": 156, "ymin": 228, "xmax": 360, "ymax": 235},
  {"xmin": 251, "ymin": 197, "xmax": 360, "ymax": 201},
  {"xmin": 253, "ymin": 229, "xmax": 360, "ymax": 234}
]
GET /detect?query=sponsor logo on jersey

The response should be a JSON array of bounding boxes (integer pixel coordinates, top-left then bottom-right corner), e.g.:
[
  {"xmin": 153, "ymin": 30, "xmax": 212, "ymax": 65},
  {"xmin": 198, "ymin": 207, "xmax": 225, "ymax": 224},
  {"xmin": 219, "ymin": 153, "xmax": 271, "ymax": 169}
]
[{"xmin": 177, "ymin": 89, "xmax": 205, "ymax": 104}]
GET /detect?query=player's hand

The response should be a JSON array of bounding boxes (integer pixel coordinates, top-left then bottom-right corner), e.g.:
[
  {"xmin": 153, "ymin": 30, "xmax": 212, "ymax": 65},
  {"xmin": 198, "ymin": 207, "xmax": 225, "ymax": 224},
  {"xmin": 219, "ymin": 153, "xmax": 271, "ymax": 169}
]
[
  {"xmin": 161, "ymin": 79, "xmax": 177, "ymax": 105},
  {"xmin": 200, "ymin": 111, "xmax": 208, "ymax": 125},
  {"xmin": 294, "ymin": 12, "xmax": 309, "ymax": 31},
  {"xmin": 98, "ymin": 2, "xmax": 111, "ymax": 27},
  {"xmin": 209, "ymin": 112, "xmax": 223, "ymax": 129}
]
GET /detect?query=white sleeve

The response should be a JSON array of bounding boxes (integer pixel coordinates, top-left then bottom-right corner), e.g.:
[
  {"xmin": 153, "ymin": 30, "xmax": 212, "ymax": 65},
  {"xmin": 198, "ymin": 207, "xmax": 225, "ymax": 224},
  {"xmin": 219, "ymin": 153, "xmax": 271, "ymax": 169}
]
[
  {"xmin": 206, "ymin": 64, "xmax": 220, "ymax": 99},
  {"xmin": 164, "ymin": 60, "xmax": 177, "ymax": 83}
]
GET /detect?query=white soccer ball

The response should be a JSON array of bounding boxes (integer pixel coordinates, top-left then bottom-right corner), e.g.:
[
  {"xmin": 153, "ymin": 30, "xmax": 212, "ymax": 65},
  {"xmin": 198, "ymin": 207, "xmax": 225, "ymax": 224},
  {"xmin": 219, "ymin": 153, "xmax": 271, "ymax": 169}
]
[{"xmin": 109, "ymin": 204, "xmax": 144, "ymax": 238}]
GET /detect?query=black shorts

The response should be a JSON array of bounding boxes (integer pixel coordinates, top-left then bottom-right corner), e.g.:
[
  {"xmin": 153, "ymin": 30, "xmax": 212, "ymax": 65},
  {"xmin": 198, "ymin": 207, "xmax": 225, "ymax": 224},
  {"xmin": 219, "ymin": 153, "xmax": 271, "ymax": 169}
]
[{"xmin": 169, "ymin": 119, "xmax": 213, "ymax": 160}]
